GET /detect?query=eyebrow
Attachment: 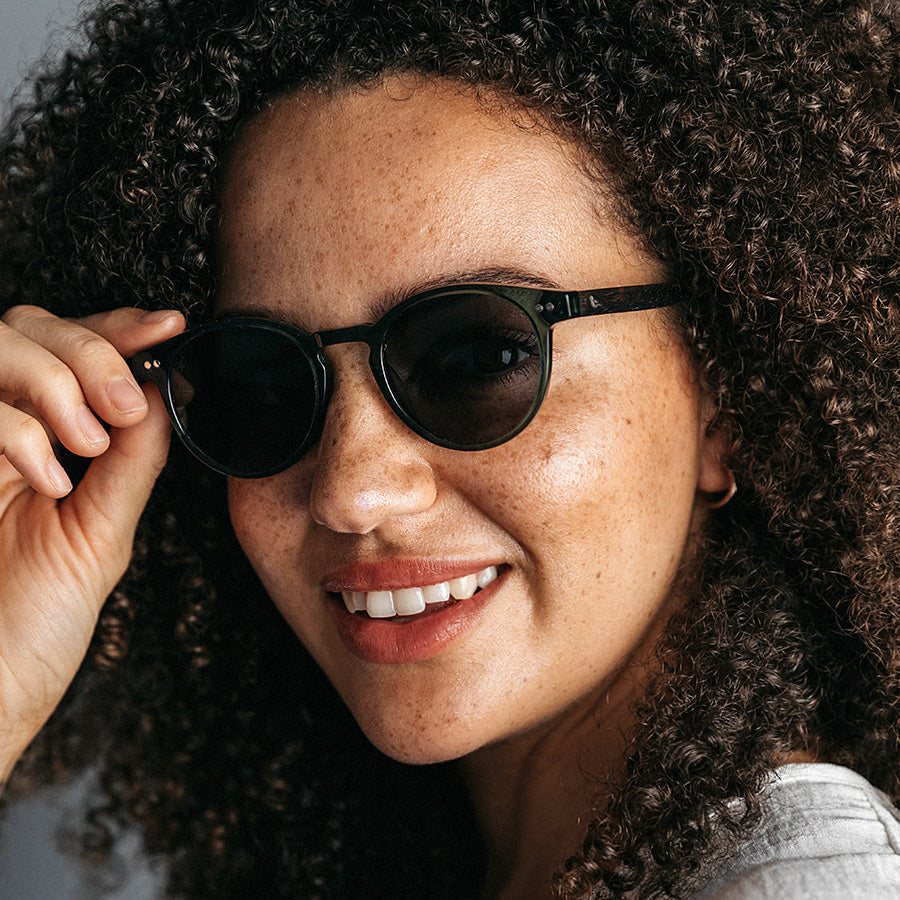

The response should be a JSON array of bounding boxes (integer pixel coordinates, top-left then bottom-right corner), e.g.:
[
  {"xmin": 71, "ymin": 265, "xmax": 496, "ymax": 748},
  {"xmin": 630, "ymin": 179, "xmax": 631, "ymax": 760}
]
[
  {"xmin": 368, "ymin": 265, "xmax": 562, "ymax": 319},
  {"xmin": 221, "ymin": 265, "xmax": 563, "ymax": 326}
]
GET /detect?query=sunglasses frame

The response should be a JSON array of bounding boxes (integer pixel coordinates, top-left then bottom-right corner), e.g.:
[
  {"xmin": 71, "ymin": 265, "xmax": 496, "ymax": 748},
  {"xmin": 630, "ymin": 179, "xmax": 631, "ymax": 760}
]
[{"xmin": 130, "ymin": 282, "xmax": 683, "ymax": 478}]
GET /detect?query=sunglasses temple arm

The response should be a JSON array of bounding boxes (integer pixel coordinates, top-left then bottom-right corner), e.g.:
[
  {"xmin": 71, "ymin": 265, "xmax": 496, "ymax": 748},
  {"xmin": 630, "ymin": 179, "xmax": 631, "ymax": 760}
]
[
  {"xmin": 537, "ymin": 284, "xmax": 683, "ymax": 325},
  {"xmin": 129, "ymin": 349, "xmax": 169, "ymax": 393}
]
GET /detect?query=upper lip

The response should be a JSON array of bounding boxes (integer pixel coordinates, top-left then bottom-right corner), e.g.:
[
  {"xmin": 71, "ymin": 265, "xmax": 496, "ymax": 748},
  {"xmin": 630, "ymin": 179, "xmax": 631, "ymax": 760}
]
[{"xmin": 321, "ymin": 558, "xmax": 504, "ymax": 593}]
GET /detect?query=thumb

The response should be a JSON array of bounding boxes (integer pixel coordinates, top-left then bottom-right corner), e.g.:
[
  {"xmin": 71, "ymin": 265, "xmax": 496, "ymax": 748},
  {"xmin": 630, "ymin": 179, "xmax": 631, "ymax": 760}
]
[{"xmin": 65, "ymin": 386, "xmax": 172, "ymax": 579}]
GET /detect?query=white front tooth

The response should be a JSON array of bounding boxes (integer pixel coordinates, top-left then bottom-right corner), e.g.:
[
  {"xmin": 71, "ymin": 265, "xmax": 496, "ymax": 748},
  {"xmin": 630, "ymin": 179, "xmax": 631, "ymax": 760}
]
[
  {"xmin": 476, "ymin": 566, "xmax": 498, "ymax": 588},
  {"xmin": 449, "ymin": 573, "xmax": 478, "ymax": 600},
  {"xmin": 393, "ymin": 587, "xmax": 426, "ymax": 615},
  {"xmin": 366, "ymin": 590, "xmax": 396, "ymax": 618},
  {"xmin": 423, "ymin": 581, "xmax": 451, "ymax": 604}
]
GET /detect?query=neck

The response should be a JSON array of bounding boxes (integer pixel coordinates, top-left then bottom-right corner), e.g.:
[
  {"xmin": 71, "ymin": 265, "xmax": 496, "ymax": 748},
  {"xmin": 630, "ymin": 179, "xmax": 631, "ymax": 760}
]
[{"xmin": 461, "ymin": 663, "xmax": 643, "ymax": 900}]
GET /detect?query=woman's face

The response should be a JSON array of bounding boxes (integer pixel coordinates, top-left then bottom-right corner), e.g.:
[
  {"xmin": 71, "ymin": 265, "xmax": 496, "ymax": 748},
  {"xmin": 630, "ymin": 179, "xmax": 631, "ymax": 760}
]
[{"xmin": 218, "ymin": 78, "xmax": 727, "ymax": 764}]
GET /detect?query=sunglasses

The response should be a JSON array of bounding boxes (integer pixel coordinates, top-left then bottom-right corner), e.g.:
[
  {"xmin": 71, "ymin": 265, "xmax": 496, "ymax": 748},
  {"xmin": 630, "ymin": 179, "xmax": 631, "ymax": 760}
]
[{"xmin": 130, "ymin": 282, "xmax": 682, "ymax": 478}]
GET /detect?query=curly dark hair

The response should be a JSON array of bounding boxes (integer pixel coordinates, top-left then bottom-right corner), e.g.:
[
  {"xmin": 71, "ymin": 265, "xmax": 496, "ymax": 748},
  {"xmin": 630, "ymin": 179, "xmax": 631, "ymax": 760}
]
[{"xmin": 2, "ymin": 0, "xmax": 900, "ymax": 897}]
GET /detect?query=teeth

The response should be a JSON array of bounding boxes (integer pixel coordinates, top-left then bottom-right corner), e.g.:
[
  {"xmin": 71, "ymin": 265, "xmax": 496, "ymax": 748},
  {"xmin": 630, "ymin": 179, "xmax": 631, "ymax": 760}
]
[
  {"xmin": 366, "ymin": 591, "xmax": 396, "ymax": 619},
  {"xmin": 423, "ymin": 581, "xmax": 450, "ymax": 604},
  {"xmin": 448, "ymin": 574, "xmax": 478, "ymax": 600},
  {"xmin": 341, "ymin": 565, "xmax": 499, "ymax": 620},
  {"xmin": 477, "ymin": 566, "xmax": 498, "ymax": 588},
  {"xmin": 393, "ymin": 587, "xmax": 426, "ymax": 616},
  {"xmin": 343, "ymin": 590, "xmax": 368, "ymax": 614}
]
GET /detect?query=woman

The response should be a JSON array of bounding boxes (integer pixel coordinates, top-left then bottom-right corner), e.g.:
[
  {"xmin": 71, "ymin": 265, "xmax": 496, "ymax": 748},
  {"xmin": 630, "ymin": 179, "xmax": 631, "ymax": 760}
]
[{"xmin": 1, "ymin": 1, "xmax": 899, "ymax": 897}]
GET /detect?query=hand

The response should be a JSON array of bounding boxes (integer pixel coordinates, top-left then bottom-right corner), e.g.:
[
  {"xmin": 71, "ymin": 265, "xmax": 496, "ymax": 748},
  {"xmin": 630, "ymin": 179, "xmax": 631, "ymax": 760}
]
[{"xmin": 0, "ymin": 305, "xmax": 184, "ymax": 782}]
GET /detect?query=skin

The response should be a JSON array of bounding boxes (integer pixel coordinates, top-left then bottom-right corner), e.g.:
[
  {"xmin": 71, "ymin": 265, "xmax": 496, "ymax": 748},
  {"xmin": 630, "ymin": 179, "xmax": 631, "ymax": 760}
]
[{"xmin": 218, "ymin": 78, "xmax": 732, "ymax": 897}]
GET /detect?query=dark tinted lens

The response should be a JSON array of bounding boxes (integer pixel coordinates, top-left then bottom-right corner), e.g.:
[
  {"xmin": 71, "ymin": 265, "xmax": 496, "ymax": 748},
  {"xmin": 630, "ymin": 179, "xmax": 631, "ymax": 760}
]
[
  {"xmin": 382, "ymin": 291, "xmax": 543, "ymax": 447},
  {"xmin": 169, "ymin": 325, "xmax": 320, "ymax": 475}
]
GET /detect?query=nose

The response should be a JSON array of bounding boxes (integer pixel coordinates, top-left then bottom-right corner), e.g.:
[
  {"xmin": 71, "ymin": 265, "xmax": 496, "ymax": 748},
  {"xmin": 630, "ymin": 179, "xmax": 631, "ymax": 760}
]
[{"xmin": 307, "ymin": 349, "xmax": 438, "ymax": 534}]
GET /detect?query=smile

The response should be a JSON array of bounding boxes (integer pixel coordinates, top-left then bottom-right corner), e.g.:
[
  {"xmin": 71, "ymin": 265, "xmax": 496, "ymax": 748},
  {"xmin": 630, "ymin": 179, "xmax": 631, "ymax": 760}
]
[{"xmin": 341, "ymin": 565, "xmax": 499, "ymax": 619}]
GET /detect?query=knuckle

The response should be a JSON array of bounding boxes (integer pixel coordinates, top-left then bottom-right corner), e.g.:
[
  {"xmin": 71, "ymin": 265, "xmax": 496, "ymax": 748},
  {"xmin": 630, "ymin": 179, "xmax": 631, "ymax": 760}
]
[
  {"xmin": 38, "ymin": 362, "xmax": 80, "ymax": 404},
  {"xmin": 64, "ymin": 330, "xmax": 118, "ymax": 368},
  {"xmin": 14, "ymin": 414, "xmax": 52, "ymax": 452},
  {"xmin": 1, "ymin": 304, "xmax": 47, "ymax": 330}
]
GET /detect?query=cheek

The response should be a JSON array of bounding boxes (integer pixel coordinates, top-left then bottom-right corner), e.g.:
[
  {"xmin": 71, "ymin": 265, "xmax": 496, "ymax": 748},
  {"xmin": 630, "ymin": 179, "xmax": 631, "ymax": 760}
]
[
  {"xmin": 227, "ymin": 476, "xmax": 310, "ymax": 586},
  {"xmin": 465, "ymin": 365, "xmax": 702, "ymax": 588},
  {"xmin": 227, "ymin": 475, "xmax": 339, "ymax": 660}
]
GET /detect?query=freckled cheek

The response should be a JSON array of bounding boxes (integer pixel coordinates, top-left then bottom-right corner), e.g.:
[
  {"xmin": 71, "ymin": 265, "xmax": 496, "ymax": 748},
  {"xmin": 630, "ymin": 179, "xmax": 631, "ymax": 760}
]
[
  {"xmin": 449, "ymin": 426, "xmax": 614, "ymax": 569},
  {"xmin": 226, "ymin": 476, "xmax": 310, "ymax": 582},
  {"xmin": 225, "ymin": 476, "xmax": 334, "ymax": 655},
  {"xmin": 467, "ymin": 387, "xmax": 699, "ymax": 572}
]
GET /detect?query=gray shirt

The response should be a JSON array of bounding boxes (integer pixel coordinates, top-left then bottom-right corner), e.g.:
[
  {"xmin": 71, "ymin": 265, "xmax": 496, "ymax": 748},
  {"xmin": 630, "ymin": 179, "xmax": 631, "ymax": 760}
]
[{"xmin": 694, "ymin": 763, "xmax": 900, "ymax": 899}]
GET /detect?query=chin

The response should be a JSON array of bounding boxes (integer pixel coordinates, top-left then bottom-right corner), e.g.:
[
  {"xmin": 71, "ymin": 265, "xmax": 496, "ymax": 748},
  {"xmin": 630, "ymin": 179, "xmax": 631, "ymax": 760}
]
[{"xmin": 352, "ymin": 712, "xmax": 486, "ymax": 766}]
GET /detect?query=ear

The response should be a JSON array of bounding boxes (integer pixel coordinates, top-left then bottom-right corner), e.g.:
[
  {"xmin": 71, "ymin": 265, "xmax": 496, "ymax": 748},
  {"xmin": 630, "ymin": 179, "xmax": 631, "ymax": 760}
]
[{"xmin": 697, "ymin": 400, "xmax": 736, "ymax": 507}]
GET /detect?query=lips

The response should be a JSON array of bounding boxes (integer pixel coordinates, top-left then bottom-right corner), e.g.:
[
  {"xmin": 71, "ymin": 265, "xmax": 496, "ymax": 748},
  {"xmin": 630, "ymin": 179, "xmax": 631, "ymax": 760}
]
[{"xmin": 323, "ymin": 559, "xmax": 506, "ymax": 664}]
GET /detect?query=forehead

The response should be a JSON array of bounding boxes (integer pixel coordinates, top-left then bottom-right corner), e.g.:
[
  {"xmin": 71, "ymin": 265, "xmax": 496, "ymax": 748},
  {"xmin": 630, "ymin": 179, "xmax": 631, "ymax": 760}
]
[{"xmin": 216, "ymin": 77, "xmax": 660, "ymax": 320}]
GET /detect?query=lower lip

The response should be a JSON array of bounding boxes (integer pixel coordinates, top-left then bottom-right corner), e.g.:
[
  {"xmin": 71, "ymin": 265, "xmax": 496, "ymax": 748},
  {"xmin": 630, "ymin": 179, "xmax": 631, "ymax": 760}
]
[{"xmin": 331, "ymin": 573, "xmax": 504, "ymax": 665}]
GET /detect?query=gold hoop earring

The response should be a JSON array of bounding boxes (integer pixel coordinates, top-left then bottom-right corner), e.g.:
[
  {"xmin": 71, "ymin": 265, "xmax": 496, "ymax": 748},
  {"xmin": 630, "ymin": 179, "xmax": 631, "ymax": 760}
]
[{"xmin": 703, "ymin": 474, "xmax": 737, "ymax": 509}]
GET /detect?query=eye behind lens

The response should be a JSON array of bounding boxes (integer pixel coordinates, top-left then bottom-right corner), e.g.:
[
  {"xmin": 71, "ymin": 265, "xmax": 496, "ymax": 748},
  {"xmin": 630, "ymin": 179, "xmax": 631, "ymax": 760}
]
[{"xmin": 381, "ymin": 290, "xmax": 545, "ymax": 448}]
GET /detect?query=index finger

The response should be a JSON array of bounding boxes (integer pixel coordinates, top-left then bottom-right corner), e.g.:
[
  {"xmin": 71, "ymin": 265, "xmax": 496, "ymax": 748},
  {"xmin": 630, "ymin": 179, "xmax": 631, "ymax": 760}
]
[{"xmin": 74, "ymin": 308, "xmax": 186, "ymax": 356}]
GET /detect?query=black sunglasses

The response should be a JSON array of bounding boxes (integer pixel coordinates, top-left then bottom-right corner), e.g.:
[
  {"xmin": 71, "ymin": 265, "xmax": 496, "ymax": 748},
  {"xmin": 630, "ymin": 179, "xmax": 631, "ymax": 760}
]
[{"xmin": 130, "ymin": 282, "xmax": 682, "ymax": 478}]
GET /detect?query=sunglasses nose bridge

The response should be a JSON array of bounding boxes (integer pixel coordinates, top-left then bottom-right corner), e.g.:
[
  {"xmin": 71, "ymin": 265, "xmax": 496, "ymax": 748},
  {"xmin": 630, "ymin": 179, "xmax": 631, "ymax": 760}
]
[
  {"xmin": 315, "ymin": 322, "xmax": 387, "ymax": 396},
  {"xmin": 315, "ymin": 321, "xmax": 381, "ymax": 348}
]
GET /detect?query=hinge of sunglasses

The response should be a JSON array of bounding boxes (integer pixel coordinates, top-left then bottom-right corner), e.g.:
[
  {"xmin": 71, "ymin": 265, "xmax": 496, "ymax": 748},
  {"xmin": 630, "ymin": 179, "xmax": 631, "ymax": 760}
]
[
  {"xmin": 534, "ymin": 293, "xmax": 579, "ymax": 325},
  {"xmin": 129, "ymin": 350, "xmax": 168, "ymax": 391}
]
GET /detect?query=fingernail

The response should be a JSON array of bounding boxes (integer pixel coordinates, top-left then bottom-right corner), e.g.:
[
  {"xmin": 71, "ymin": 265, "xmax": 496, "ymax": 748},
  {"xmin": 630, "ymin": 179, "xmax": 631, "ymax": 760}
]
[
  {"xmin": 78, "ymin": 405, "xmax": 110, "ymax": 445},
  {"xmin": 139, "ymin": 309, "xmax": 180, "ymax": 325},
  {"xmin": 47, "ymin": 458, "xmax": 73, "ymax": 495},
  {"xmin": 107, "ymin": 377, "xmax": 147, "ymax": 415}
]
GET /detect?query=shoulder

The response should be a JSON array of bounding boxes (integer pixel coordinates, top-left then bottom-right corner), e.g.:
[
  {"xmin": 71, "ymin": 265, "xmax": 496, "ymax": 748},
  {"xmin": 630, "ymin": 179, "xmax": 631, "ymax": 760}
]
[{"xmin": 693, "ymin": 763, "xmax": 900, "ymax": 900}]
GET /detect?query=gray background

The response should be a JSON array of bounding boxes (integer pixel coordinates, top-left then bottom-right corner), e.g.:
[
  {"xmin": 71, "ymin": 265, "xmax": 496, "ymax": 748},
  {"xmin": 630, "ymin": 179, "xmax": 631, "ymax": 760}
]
[
  {"xmin": 1, "ymin": 0, "xmax": 82, "ymax": 110},
  {"xmin": 0, "ymin": 2, "xmax": 166, "ymax": 896}
]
